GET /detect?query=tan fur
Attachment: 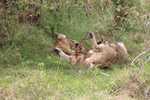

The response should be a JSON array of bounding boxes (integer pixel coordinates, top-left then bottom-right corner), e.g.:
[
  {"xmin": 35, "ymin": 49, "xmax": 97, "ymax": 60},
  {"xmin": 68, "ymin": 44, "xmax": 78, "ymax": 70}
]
[
  {"xmin": 87, "ymin": 32, "xmax": 128, "ymax": 66},
  {"xmin": 55, "ymin": 43, "xmax": 117, "ymax": 68},
  {"xmin": 54, "ymin": 34, "xmax": 86, "ymax": 55},
  {"xmin": 84, "ymin": 43, "xmax": 117, "ymax": 68},
  {"xmin": 54, "ymin": 33, "xmax": 128, "ymax": 68},
  {"xmin": 54, "ymin": 34, "xmax": 76, "ymax": 55}
]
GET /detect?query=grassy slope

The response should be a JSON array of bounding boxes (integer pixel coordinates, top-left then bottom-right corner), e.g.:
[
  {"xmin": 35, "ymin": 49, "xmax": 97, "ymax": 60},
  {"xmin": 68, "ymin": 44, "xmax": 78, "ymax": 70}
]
[
  {"xmin": 0, "ymin": 60, "xmax": 149, "ymax": 99},
  {"xmin": 0, "ymin": 30, "xmax": 149, "ymax": 99},
  {"xmin": 0, "ymin": 63, "xmax": 134, "ymax": 99},
  {"xmin": 0, "ymin": 0, "xmax": 150, "ymax": 100}
]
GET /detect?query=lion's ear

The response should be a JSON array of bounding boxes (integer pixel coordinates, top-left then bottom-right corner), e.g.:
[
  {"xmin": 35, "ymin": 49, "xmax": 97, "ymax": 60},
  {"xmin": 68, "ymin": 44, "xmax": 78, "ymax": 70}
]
[
  {"xmin": 75, "ymin": 43, "xmax": 80, "ymax": 48},
  {"xmin": 52, "ymin": 48, "xmax": 60, "ymax": 55},
  {"xmin": 97, "ymin": 37, "xmax": 104, "ymax": 45},
  {"xmin": 86, "ymin": 32, "xmax": 94, "ymax": 39},
  {"xmin": 97, "ymin": 41, "xmax": 102, "ymax": 45}
]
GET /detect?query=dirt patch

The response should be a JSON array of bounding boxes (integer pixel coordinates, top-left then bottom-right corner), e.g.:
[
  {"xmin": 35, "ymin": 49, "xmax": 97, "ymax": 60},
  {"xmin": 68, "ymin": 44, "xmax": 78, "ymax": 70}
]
[
  {"xmin": 0, "ymin": 88, "xmax": 16, "ymax": 100},
  {"xmin": 112, "ymin": 76, "xmax": 150, "ymax": 100}
]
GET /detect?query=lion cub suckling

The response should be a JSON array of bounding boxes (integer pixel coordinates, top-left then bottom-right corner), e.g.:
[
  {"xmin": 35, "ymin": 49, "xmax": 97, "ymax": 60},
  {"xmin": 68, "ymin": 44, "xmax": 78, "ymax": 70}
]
[
  {"xmin": 54, "ymin": 33, "xmax": 79, "ymax": 55},
  {"xmin": 53, "ymin": 33, "xmax": 86, "ymax": 65},
  {"xmin": 53, "ymin": 32, "xmax": 128, "ymax": 68}
]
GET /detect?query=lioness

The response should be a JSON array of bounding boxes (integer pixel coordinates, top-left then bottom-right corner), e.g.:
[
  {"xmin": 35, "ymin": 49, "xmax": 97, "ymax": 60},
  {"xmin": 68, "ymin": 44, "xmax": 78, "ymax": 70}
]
[{"xmin": 53, "ymin": 32, "xmax": 128, "ymax": 68}]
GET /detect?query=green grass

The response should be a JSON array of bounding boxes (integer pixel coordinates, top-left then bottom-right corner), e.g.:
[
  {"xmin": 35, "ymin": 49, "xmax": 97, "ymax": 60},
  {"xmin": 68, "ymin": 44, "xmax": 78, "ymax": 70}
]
[
  {"xmin": 0, "ymin": 54, "xmax": 149, "ymax": 100},
  {"xmin": 0, "ymin": 21, "xmax": 149, "ymax": 100},
  {"xmin": 0, "ymin": 63, "xmax": 129, "ymax": 99},
  {"xmin": 0, "ymin": 0, "xmax": 150, "ymax": 99}
]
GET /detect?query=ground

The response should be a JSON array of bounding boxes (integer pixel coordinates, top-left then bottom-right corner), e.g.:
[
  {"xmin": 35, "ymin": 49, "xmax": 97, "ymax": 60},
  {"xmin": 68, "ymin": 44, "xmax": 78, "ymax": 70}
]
[
  {"xmin": 0, "ymin": 0, "xmax": 150, "ymax": 99},
  {"xmin": 0, "ymin": 56, "xmax": 150, "ymax": 100}
]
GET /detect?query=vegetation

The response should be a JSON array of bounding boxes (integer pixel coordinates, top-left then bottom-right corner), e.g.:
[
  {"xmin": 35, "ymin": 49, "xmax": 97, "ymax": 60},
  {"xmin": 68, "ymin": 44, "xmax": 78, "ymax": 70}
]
[{"xmin": 0, "ymin": 0, "xmax": 149, "ymax": 99}]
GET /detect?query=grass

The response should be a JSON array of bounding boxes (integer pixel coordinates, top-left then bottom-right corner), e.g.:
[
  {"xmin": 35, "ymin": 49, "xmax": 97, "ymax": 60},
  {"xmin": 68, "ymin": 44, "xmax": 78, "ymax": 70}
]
[
  {"xmin": 0, "ymin": 41, "xmax": 149, "ymax": 99},
  {"xmin": 0, "ymin": 24, "xmax": 149, "ymax": 100},
  {"xmin": 0, "ymin": 63, "xmax": 130, "ymax": 99},
  {"xmin": 0, "ymin": 53, "xmax": 149, "ymax": 100},
  {"xmin": 0, "ymin": 0, "xmax": 150, "ymax": 99}
]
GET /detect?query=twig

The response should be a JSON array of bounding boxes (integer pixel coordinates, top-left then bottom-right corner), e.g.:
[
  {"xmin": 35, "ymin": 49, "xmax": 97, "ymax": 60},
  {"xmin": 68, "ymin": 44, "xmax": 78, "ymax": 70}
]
[
  {"xmin": 131, "ymin": 48, "xmax": 150, "ymax": 65},
  {"xmin": 79, "ymin": 33, "xmax": 89, "ymax": 43}
]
